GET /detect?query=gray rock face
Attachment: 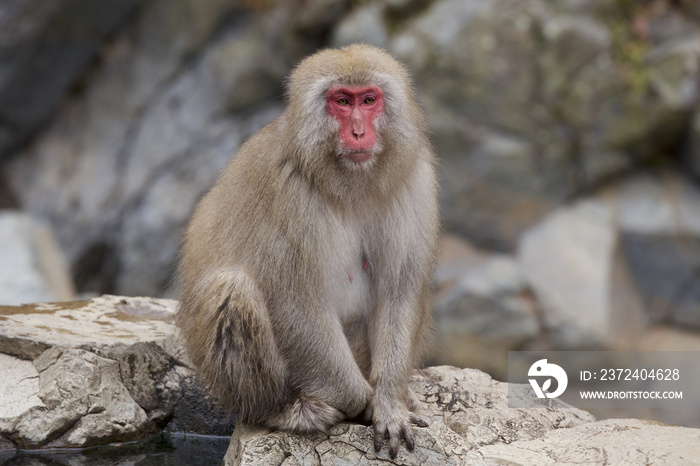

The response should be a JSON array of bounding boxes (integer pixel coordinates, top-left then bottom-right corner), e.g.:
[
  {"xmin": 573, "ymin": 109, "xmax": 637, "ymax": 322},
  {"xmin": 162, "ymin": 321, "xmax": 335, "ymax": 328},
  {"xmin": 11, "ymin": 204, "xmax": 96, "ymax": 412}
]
[
  {"xmin": 5, "ymin": 0, "xmax": 245, "ymax": 297},
  {"xmin": 391, "ymin": 0, "xmax": 700, "ymax": 250},
  {"xmin": 3, "ymin": 0, "xmax": 344, "ymax": 297},
  {"xmin": 4, "ymin": 0, "xmax": 700, "ymax": 298},
  {"xmin": 0, "ymin": 211, "xmax": 76, "ymax": 305},
  {"xmin": 0, "ymin": 0, "xmax": 139, "ymax": 159},
  {"xmin": 432, "ymin": 235, "xmax": 538, "ymax": 377},
  {"xmin": 225, "ymin": 366, "xmax": 595, "ymax": 465},
  {"xmin": 518, "ymin": 172, "xmax": 700, "ymax": 347},
  {"xmin": 0, "ymin": 295, "xmax": 234, "ymax": 450}
]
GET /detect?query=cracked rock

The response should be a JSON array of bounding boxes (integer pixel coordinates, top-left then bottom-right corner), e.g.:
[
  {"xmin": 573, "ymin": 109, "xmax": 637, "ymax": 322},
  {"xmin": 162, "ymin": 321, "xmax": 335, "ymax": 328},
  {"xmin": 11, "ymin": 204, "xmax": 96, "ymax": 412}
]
[
  {"xmin": 226, "ymin": 366, "xmax": 700, "ymax": 465},
  {"xmin": 225, "ymin": 366, "xmax": 595, "ymax": 465},
  {"xmin": 0, "ymin": 295, "xmax": 235, "ymax": 450}
]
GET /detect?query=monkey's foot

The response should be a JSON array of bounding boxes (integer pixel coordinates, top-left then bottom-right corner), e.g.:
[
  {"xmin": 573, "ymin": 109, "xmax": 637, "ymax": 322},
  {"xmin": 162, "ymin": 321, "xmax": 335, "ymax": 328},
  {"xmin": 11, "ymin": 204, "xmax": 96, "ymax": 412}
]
[
  {"xmin": 270, "ymin": 396, "xmax": 343, "ymax": 433},
  {"xmin": 372, "ymin": 403, "xmax": 429, "ymax": 459}
]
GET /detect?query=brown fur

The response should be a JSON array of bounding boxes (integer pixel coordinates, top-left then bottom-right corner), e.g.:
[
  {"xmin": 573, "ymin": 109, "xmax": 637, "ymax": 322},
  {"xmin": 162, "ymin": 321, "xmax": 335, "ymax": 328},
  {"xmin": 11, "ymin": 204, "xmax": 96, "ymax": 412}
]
[{"xmin": 176, "ymin": 44, "xmax": 439, "ymax": 456}]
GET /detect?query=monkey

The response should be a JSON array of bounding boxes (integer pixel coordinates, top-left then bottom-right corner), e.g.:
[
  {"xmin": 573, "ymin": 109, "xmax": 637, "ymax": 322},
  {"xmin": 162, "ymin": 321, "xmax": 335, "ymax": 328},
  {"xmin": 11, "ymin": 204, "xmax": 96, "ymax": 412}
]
[{"xmin": 176, "ymin": 44, "xmax": 438, "ymax": 459}]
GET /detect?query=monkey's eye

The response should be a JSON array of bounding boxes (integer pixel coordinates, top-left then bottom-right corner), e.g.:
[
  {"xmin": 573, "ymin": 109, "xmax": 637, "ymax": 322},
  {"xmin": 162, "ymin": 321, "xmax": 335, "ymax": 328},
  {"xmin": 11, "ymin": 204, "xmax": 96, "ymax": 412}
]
[
  {"xmin": 337, "ymin": 98, "xmax": 349, "ymax": 105},
  {"xmin": 363, "ymin": 97, "xmax": 375, "ymax": 104}
]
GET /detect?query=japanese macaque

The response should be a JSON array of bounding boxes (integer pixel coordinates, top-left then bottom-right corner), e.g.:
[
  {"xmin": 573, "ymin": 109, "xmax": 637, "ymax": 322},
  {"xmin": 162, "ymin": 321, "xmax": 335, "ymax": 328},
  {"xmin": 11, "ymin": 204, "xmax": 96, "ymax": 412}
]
[{"xmin": 176, "ymin": 44, "xmax": 438, "ymax": 459}]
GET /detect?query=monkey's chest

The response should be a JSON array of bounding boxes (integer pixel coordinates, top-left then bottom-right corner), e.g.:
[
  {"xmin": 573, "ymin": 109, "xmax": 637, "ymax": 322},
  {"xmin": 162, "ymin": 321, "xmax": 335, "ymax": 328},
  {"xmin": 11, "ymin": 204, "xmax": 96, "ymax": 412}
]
[{"xmin": 327, "ymin": 241, "xmax": 373, "ymax": 322}]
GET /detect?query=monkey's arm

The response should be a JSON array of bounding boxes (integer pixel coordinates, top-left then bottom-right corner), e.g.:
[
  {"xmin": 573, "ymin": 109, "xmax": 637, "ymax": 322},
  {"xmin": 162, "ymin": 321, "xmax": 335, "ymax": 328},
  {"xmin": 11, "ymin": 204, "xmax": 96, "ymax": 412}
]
[
  {"xmin": 367, "ymin": 161, "xmax": 438, "ymax": 459},
  {"xmin": 367, "ymin": 285, "xmax": 428, "ymax": 458}
]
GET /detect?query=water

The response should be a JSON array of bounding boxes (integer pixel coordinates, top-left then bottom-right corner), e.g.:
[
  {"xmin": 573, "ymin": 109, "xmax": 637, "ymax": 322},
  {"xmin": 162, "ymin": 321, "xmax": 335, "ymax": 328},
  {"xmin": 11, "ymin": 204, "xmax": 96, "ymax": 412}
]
[{"xmin": 0, "ymin": 433, "xmax": 230, "ymax": 465}]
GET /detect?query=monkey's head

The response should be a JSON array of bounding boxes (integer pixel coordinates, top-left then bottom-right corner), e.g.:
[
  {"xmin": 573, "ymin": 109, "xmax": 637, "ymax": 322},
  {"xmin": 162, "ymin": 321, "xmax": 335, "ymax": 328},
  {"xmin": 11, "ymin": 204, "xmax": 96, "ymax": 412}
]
[{"xmin": 285, "ymin": 44, "xmax": 426, "ymax": 174}]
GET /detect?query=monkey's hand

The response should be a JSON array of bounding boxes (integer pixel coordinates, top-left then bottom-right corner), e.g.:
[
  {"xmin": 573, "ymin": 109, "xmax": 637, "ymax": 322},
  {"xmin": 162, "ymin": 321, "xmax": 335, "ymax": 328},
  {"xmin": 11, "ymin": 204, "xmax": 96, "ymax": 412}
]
[{"xmin": 369, "ymin": 397, "xmax": 429, "ymax": 459}]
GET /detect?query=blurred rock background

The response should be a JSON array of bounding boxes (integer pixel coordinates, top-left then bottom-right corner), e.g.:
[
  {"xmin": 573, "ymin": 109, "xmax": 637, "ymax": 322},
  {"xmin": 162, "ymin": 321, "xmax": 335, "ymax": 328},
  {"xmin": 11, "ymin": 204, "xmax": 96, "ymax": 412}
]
[{"xmin": 1, "ymin": 0, "xmax": 700, "ymax": 394}]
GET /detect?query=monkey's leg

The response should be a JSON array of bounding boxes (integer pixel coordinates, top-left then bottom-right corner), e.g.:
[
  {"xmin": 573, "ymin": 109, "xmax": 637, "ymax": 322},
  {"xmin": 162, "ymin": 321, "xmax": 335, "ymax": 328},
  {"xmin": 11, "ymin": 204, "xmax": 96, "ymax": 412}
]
[
  {"xmin": 192, "ymin": 269, "xmax": 288, "ymax": 421},
  {"xmin": 200, "ymin": 269, "xmax": 346, "ymax": 433}
]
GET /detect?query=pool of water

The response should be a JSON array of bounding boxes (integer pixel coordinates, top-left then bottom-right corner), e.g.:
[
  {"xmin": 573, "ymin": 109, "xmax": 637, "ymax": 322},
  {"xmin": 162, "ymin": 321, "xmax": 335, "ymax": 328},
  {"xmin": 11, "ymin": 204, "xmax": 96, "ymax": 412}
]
[{"xmin": 0, "ymin": 433, "xmax": 230, "ymax": 465}]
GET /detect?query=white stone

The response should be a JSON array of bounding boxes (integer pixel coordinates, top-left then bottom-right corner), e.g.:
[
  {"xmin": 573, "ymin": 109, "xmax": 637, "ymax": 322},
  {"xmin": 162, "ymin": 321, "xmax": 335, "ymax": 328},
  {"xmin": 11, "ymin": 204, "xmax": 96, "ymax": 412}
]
[
  {"xmin": 0, "ymin": 211, "xmax": 75, "ymax": 305},
  {"xmin": 518, "ymin": 200, "xmax": 616, "ymax": 345},
  {"xmin": 0, "ymin": 353, "xmax": 43, "ymax": 430}
]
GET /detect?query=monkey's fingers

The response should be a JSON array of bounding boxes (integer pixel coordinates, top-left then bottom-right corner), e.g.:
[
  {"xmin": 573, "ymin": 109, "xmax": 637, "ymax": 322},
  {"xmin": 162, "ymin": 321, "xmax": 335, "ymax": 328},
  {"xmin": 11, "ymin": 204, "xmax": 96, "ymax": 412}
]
[
  {"xmin": 373, "ymin": 420, "xmax": 416, "ymax": 459},
  {"xmin": 402, "ymin": 422, "xmax": 416, "ymax": 452},
  {"xmin": 409, "ymin": 413, "xmax": 429, "ymax": 428},
  {"xmin": 373, "ymin": 427, "xmax": 385, "ymax": 454}
]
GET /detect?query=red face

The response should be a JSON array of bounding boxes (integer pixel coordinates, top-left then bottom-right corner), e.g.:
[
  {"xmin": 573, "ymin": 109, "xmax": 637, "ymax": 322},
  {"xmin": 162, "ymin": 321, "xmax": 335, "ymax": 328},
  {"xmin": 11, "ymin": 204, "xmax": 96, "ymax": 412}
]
[{"xmin": 326, "ymin": 85, "xmax": 384, "ymax": 164}]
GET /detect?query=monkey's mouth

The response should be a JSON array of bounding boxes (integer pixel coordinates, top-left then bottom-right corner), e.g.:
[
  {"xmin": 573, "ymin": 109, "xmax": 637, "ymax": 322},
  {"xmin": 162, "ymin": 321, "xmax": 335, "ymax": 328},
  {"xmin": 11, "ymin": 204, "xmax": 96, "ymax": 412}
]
[{"xmin": 343, "ymin": 150, "xmax": 373, "ymax": 164}]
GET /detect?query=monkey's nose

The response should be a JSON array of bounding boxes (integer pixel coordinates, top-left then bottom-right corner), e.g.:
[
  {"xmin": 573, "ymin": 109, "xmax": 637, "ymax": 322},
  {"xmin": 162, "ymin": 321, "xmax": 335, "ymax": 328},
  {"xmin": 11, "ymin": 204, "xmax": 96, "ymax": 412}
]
[{"xmin": 352, "ymin": 124, "xmax": 365, "ymax": 139}]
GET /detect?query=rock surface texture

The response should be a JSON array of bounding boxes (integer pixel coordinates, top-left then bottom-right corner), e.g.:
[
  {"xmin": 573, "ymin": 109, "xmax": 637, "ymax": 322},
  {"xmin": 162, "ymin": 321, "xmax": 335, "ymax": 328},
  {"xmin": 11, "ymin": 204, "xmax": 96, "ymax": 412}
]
[
  {"xmin": 224, "ymin": 366, "xmax": 700, "ymax": 466},
  {"xmin": 0, "ymin": 295, "xmax": 234, "ymax": 450}
]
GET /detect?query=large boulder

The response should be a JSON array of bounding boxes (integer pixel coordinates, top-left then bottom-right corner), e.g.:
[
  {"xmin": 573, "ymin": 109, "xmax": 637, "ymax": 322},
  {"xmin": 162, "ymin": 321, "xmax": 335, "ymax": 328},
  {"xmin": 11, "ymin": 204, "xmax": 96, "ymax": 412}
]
[
  {"xmin": 387, "ymin": 0, "xmax": 700, "ymax": 250},
  {"xmin": 431, "ymin": 235, "xmax": 539, "ymax": 378},
  {"xmin": 518, "ymin": 171, "xmax": 700, "ymax": 347},
  {"xmin": 464, "ymin": 418, "xmax": 700, "ymax": 465},
  {"xmin": 0, "ymin": 295, "xmax": 234, "ymax": 450}
]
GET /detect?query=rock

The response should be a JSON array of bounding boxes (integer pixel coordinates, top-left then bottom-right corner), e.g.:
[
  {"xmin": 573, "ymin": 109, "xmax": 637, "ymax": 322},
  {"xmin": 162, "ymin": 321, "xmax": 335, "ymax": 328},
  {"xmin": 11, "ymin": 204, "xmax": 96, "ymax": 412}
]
[
  {"xmin": 518, "ymin": 171, "xmax": 700, "ymax": 347},
  {"xmin": 0, "ymin": 295, "xmax": 235, "ymax": 450},
  {"xmin": 224, "ymin": 366, "xmax": 595, "ymax": 465},
  {"xmin": 331, "ymin": 2, "xmax": 390, "ymax": 48},
  {"xmin": 0, "ymin": 0, "xmax": 140, "ymax": 159},
  {"xmin": 4, "ymin": 0, "xmax": 246, "ymax": 297},
  {"xmin": 465, "ymin": 418, "xmax": 700, "ymax": 465},
  {"xmin": 518, "ymin": 200, "xmax": 623, "ymax": 346},
  {"xmin": 225, "ymin": 365, "xmax": 700, "ymax": 464},
  {"xmin": 388, "ymin": 0, "xmax": 700, "ymax": 251},
  {"xmin": 612, "ymin": 172, "xmax": 700, "ymax": 236},
  {"xmin": 432, "ymin": 235, "xmax": 539, "ymax": 377},
  {"xmin": 0, "ymin": 211, "xmax": 76, "ymax": 305},
  {"xmin": 621, "ymin": 233, "xmax": 700, "ymax": 328}
]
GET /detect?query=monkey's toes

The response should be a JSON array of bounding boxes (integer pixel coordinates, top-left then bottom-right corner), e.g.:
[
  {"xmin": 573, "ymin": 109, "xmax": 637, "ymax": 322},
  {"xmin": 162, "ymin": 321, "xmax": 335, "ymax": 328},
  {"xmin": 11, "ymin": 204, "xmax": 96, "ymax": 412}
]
[{"xmin": 409, "ymin": 413, "xmax": 429, "ymax": 428}]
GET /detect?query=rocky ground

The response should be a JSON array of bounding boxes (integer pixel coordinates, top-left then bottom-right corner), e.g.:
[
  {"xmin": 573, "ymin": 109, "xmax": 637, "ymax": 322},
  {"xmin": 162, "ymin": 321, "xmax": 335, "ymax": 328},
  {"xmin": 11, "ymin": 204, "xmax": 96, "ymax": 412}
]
[
  {"xmin": 1, "ymin": 296, "xmax": 700, "ymax": 465},
  {"xmin": 0, "ymin": 295, "xmax": 234, "ymax": 451}
]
